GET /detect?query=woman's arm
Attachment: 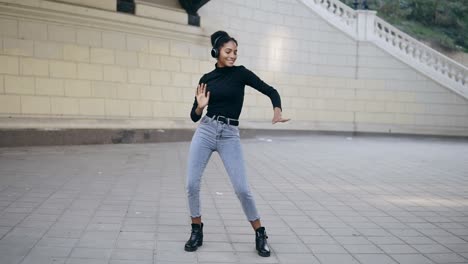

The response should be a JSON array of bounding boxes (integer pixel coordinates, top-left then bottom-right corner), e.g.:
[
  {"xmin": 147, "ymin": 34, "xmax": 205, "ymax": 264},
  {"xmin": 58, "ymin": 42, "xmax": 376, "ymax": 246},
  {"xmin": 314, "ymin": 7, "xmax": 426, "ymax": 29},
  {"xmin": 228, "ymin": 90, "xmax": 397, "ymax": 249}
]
[
  {"xmin": 243, "ymin": 67, "xmax": 282, "ymax": 110},
  {"xmin": 242, "ymin": 67, "xmax": 289, "ymax": 124}
]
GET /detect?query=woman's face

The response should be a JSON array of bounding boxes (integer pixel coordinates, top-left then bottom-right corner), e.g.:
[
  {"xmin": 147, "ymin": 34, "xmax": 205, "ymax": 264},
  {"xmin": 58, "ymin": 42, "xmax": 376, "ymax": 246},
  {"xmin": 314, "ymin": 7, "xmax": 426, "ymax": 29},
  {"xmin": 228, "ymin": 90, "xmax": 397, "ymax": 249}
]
[{"xmin": 217, "ymin": 40, "xmax": 237, "ymax": 67}]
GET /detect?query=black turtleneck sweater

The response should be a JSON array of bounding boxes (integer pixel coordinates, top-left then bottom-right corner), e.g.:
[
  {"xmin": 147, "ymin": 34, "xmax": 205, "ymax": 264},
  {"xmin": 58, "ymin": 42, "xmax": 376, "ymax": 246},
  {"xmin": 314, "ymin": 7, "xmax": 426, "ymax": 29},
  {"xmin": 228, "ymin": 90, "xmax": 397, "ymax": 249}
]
[{"xmin": 190, "ymin": 65, "xmax": 282, "ymax": 122}]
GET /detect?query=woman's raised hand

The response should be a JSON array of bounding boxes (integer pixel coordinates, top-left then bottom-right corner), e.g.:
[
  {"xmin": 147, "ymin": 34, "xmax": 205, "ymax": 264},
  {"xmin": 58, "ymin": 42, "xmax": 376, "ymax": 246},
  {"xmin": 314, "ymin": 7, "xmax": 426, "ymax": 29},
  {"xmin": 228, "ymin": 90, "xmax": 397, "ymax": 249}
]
[
  {"xmin": 196, "ymin": 83, "xmax": 210, "ymax": 110},
  {"xmin": 272, "ymin": 107, "xmax": 290, "ymax": 124}
]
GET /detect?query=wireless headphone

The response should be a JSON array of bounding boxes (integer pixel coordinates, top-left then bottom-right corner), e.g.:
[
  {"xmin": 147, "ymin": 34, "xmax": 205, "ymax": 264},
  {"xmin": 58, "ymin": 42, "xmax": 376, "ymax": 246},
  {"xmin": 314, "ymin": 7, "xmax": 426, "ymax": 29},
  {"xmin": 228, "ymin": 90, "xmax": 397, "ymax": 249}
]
[{"xmin": 211, "ymin": 35, "xmax": 227, "ymax": 58}]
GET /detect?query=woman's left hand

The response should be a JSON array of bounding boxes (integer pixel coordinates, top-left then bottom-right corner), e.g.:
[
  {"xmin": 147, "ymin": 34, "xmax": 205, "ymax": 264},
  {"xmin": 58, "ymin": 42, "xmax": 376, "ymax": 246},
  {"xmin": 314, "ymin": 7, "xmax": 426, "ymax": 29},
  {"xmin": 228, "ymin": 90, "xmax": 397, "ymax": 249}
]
[{"xmin": 272, "ymin": 107, "xmax": 290, "ymax": 124}]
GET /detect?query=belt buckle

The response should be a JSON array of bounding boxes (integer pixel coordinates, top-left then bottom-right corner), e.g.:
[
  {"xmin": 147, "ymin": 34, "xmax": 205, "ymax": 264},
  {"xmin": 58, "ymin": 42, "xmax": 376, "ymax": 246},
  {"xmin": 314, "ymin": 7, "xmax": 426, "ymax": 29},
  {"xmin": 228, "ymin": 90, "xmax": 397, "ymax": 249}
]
[{"xmin": 216, "ymin": 115, "xmax": 227, "ymax": 124}]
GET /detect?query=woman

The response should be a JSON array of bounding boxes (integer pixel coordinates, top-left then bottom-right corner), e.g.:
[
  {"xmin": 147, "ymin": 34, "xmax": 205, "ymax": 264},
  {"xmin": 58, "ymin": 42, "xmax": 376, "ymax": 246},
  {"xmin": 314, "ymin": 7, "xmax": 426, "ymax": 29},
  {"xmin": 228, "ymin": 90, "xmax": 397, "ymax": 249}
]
[{"xmin": 184, "ymin": 30, "xmax": 289, "ymax": 257}]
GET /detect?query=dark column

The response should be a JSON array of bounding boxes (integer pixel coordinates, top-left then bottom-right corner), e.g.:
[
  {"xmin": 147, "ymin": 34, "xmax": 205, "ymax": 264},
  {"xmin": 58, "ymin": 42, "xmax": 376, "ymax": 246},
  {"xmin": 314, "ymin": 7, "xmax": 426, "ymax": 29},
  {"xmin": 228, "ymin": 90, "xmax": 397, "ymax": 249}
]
[
  {"xmin": 353, "ymin": 0, "xmax": 359, "ymax": 10},
  {"xmin": 178, "ymin": 0, "xmax": 210, "ymax": 26},
  {"xmin": 362, "ymin": 0, "xmax": 369, "ymax": 10},
  {"xmin": 117, "ymin": 0, "xmax": 135, "ymax": 14}
]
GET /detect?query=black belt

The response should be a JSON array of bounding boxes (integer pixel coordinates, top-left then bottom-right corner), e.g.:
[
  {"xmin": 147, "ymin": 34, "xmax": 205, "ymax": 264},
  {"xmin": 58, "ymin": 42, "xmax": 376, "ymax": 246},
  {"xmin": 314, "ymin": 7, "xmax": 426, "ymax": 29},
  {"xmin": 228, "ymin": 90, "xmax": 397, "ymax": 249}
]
[{"xmin": 206, "ymin": 113, "xmax": 239, "ymax": 126}]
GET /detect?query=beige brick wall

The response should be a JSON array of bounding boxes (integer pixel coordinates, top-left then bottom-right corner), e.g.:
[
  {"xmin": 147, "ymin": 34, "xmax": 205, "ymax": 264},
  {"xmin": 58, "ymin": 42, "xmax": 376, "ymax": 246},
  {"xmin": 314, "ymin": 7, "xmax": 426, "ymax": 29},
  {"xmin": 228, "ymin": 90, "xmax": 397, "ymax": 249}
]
[
  {"xmin": 197, "ymin": 0, "xmax": 468, "ymax": 135},
  {"xmin": 0, "ymin": 0, "xmax": 467, "ymax": 136}
]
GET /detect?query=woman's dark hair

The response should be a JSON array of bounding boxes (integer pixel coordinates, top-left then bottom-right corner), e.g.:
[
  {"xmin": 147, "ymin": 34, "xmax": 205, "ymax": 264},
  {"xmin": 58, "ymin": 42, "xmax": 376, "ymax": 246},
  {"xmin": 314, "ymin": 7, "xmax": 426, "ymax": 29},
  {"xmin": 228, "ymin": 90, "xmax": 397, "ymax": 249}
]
[{"xmin": 210, "ymin": 30, "xmax": 238, "ymax": 50}]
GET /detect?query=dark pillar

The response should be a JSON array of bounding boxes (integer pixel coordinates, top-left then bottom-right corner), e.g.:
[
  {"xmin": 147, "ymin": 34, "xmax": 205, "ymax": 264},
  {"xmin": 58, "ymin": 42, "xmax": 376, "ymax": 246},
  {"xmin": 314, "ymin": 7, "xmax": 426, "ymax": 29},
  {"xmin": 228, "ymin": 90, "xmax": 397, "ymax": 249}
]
[
  {"xmin": 362, "ymin": 0, "xmax": 369, "ymax": 10},
  {"xmin": 117, "ymin": 0, "xmax": 135, "ymax": 14},
  {"xmin": 353, "ymin": 0, "xmax": 359, "ymax": 10},
  {"xmin": 178, "ymin": 0, "xmax": 210, "ymax": 26}
]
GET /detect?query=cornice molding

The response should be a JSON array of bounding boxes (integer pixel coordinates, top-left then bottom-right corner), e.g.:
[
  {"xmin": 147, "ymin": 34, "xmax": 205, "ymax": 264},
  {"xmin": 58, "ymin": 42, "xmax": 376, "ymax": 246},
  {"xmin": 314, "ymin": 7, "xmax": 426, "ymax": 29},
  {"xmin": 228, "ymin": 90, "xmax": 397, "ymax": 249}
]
[{"xmin": 0, "ymin": 0, "xmax": 208, "ymax": 44}]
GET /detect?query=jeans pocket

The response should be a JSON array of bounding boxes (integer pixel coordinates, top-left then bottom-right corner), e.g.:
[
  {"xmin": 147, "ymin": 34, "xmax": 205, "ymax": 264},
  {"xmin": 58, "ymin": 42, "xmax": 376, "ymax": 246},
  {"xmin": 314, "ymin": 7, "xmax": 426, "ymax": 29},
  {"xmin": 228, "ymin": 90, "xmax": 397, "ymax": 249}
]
[{"xmin": 227, "ymin": 125, "xmax": 240, "ymax": 137}]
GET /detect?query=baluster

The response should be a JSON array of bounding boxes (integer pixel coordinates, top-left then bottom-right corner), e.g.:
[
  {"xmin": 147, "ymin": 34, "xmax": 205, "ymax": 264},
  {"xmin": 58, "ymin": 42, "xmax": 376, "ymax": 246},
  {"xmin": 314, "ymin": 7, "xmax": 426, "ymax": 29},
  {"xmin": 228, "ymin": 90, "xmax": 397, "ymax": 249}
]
[
  {"xmin": 404, "ymin": 39, "xmax": 410, "ymax": 53},
  {"xmin": 421, "ymin": 51, "xmax": 429, "ymax": 64},
  {"xmin": 383, "ymin": 27, "xmax": 389, "ymax": 42},
  {"xmin": 414, "ymin": 48, "xmax": 421, "ymax": 61},
  {"xmin": 393, "ymin": 32, "xmax": 402, "ymax": 47},
  {"xmin": 455, "ymin": 71, "xmax": 463, "ymax": 83},
  {"xmin": 391, "ymin": 33, "xmax": 397, "ymax": 46},
  {"xmin": 441, "ymin": 62, "xmax": 448, "ymax": 75},
  {"xmin": 433, "ymin": 58, "xmax": 440, "ymax": 71},
  {"xmin": 400, "ymin": 40, "xmax": 407, "ymax": 53},
  {"xmin": 379, "ymin": 24, "xmax": 385, "ymax": 39},
  {"xmin": 322, "ymin": 0, "xmax": 329, "ymax": 11},
  {"xmin": 427, "ymin": 54, "xmax": 434, "ymax": 68},
  {"xmin": 449, "ymin": 68, "xmax": 456, "ymax": 80},
  {"xmin": 421, "ymin": 50, "xmax": 429, "ymax": 66},
  {"xmin": 318, "ymin": 0, "xmax": 324, "ymax": 9},
  {"xmin": 331, "ymin": 3, "xmax": 337, "ymax": 14},
  {"xmin": 394, "ymin": 35, "xmax": 401, "ymax": 49},
  {"xmin": 407, "ymin": 45, "xmax": 414, "ymax": 57}
]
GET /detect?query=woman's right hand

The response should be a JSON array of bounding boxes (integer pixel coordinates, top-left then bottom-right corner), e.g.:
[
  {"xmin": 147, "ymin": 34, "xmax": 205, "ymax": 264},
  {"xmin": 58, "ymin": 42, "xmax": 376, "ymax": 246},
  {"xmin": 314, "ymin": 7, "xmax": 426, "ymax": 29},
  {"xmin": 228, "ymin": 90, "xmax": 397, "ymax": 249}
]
[{"xmin": 196, "ymin": 83, "xmax": 210, "ymax": 111}]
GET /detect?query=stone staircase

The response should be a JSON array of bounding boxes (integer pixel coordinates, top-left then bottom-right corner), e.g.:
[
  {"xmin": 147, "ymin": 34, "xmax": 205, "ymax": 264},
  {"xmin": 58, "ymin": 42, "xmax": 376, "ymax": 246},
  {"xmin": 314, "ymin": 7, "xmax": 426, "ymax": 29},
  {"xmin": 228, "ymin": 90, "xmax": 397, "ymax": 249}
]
[{"xmin": 299, "ymin": 0, "xmax": 468, "ymax": 99}]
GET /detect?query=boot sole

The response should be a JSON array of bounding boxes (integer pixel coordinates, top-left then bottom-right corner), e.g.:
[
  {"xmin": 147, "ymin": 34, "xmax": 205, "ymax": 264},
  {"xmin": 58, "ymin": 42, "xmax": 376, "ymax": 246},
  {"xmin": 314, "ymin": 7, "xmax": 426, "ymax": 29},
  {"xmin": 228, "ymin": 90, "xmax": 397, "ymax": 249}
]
[
  {"xmin": 184, "ymin": 242, "xmax": 203, "ymax": 252},
  {"xmin": 258, "ymin": 251, "xmax": 270, "ymax": 257},
  {"xmin": 184, "ymin": 246, "xmax": 197, "ymax": 252}
]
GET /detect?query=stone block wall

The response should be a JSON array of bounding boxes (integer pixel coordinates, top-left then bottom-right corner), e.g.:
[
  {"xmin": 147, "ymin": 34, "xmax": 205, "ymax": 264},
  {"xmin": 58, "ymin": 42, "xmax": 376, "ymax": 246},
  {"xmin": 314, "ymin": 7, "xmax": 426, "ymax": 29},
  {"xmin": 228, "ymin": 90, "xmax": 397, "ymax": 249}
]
[
  {"xmin": 198, "ymin": 0, "xmax": 468, "ymax": 135},
  {"xmin": 0, "ymin": 0, "xmax": 467, "ymax": 136}
]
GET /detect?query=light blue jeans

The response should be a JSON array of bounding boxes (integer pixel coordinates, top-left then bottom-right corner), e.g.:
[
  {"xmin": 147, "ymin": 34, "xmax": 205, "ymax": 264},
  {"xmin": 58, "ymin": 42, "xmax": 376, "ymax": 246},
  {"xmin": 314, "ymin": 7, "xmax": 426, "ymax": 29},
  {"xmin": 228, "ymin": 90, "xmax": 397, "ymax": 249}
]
[{"xmin": 186, "ymin": 115, "xmax": 260, "ymax": 221}]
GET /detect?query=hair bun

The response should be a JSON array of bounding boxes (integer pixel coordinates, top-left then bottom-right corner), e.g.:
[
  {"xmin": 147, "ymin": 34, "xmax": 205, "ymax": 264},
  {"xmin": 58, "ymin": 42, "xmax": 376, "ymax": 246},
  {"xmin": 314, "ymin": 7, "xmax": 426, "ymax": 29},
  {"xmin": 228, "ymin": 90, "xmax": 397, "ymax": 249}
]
[{"xmin": 210, "ymin": 30, "xmax": 230, "ymax": 47}]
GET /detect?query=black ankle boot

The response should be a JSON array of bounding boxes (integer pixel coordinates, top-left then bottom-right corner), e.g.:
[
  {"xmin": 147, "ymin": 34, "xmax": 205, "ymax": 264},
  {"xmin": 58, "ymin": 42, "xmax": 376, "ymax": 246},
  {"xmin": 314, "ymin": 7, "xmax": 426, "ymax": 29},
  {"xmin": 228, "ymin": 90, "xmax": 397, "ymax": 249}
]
[
  {"xmin": 255, "ymin": 226, "xmax": 270, "ymax": 257},
  {"xmin": 184, "ymin": 223, "xmax": 203, "ymax": 252}
]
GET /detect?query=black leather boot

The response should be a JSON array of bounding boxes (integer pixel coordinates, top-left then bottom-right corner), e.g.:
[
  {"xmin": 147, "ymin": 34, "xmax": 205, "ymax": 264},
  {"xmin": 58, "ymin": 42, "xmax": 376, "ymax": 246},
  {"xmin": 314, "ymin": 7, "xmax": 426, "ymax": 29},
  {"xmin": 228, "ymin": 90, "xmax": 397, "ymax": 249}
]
[
  {"xmin": 255, "ymin": 226, "xmax": 270, "ymax": 257},
  {"xmin": 184, "ymin": 223, "xmax": 203, "ymax": 252}
]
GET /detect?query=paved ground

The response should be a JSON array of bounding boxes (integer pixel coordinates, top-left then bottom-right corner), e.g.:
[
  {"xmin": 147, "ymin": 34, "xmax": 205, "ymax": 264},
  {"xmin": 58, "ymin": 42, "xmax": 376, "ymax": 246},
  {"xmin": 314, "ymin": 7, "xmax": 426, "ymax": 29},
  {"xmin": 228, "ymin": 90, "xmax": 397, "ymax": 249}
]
[{"xmin": 0, "ymin": 134, "xmax": 467, "ymax": 264}]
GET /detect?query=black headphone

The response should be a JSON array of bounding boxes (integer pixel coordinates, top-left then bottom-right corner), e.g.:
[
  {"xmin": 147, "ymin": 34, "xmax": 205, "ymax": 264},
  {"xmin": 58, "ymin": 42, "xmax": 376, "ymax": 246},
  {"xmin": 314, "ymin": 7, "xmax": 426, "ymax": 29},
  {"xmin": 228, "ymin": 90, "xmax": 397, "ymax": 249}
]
[{"xmin": 211, "ymin": 35, "xmax": 227, "ymax": 58}]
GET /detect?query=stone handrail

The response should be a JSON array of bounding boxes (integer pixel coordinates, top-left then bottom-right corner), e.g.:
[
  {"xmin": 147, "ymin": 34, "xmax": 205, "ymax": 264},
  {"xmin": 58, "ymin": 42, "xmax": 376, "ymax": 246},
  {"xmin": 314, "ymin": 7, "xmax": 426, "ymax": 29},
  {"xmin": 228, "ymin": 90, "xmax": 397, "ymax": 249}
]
[
  {"xmin": 373, "ymin": 17, "xmax": 467, "ymax": 98},
  {"xmin": 300, "ymin": 0, "xmax": 357, "ymax": 38},
  {"xmin": 299, "ymin": 0, "xmax": 468, "ymax": 99},
  {"xmin": 313, "ymin": 0, "xmax": 356, "ymax": 25}
]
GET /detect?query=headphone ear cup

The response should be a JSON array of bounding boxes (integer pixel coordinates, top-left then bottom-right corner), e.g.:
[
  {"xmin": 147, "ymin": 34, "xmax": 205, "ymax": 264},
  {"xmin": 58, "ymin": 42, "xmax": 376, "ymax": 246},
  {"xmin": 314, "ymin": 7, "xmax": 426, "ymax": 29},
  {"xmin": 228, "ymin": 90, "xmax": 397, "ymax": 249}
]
[{"xmin": 211, "ymin": 48, "xmax": 218, "ymax": 58}]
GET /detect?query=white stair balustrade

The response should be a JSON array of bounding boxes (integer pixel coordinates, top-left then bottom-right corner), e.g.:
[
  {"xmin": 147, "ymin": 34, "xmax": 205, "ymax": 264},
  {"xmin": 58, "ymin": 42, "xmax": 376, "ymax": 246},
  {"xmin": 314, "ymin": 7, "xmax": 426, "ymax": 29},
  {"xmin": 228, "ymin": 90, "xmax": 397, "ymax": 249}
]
[
  {"xmin": 373, "ymin": 17, "xmax": 467, "ymax": 98},
  {"xmin": 299, "ymin": 0, "xmax": 468, "ymax": 99},
  {"xmin": 301, "ymin": 0, "xmax": 358, "ymax": 38}
]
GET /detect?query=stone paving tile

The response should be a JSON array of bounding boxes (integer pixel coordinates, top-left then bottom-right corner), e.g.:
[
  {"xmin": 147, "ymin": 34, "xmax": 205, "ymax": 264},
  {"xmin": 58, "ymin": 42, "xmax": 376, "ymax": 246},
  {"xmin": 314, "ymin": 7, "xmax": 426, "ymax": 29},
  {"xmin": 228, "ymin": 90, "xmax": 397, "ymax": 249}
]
[
  {"xmin": 354, "ymin": 254, "xmax": 398, "ymax": 264},
  {"xmin": 115, "ymin": 239, "xmax": 154, "ymax": 250},
  {"xmin": 109, "ymin": 260, "xmax": 153, "ymax": 264},
  {"xmin": 342, "ymin": 243, "xmax": 384, "ymax": 254},
  {"xmin": 20, "ymin": 256, "xmax": 67, "ymax": 264},
  {"xmin": 390, "ymin": 253, "xmax": 437, "ymax": 264},
  {"xmin": 237, "ymin": 252, "xmax": 280, "ymax": 263},
  {"xmin": 412, "ymin": 243, "xmax": 454, "ymax": 254},
  {"xmin": 399, "ymin": 235, "xmax": 437, "ymax": 244},
  {"xmin": 424, "ymin": 253, "xmax": 468, "ymax": 263},
  {"xmin": 378, "ymin": 244, "xmax": 419, "ymax": 254},
  {"xmin": 65, "ymin": 258, "xmax": 109, "ymax": 264},
  {"xmin": 445, "ymin": 243, "xmax": 468, "ymax": 253},
  {"xmin": 276, "ymin": 253, "xmax": 320, "ymax": 264},
  {"xmin": 307, "ymin": 243, "xmax": 348, "ymax": 254},
  {"xmin": 0, "ymin": 134, "xmax": 467, "ymax": 264},
  {"xmin": 69, "ymin": 247, "xmax": 113, "ymax": 259},
  {"xmin": 315, "ymin": 253, "xmax": 361, "ymax": 264},
  {"xmin": 269, "ymin": 242, "xmax": 311, "ymax": 253},
  {"xmin": 196, "ymin": 251, "xmax": 239, "ymax": 263},
  {"xmin": 110, "ymin": 248, "xmax": 154, "ymax": 261},
  {"xmin": 155, "ymin": 250, "xmax": 197, "ymax": 263}
]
